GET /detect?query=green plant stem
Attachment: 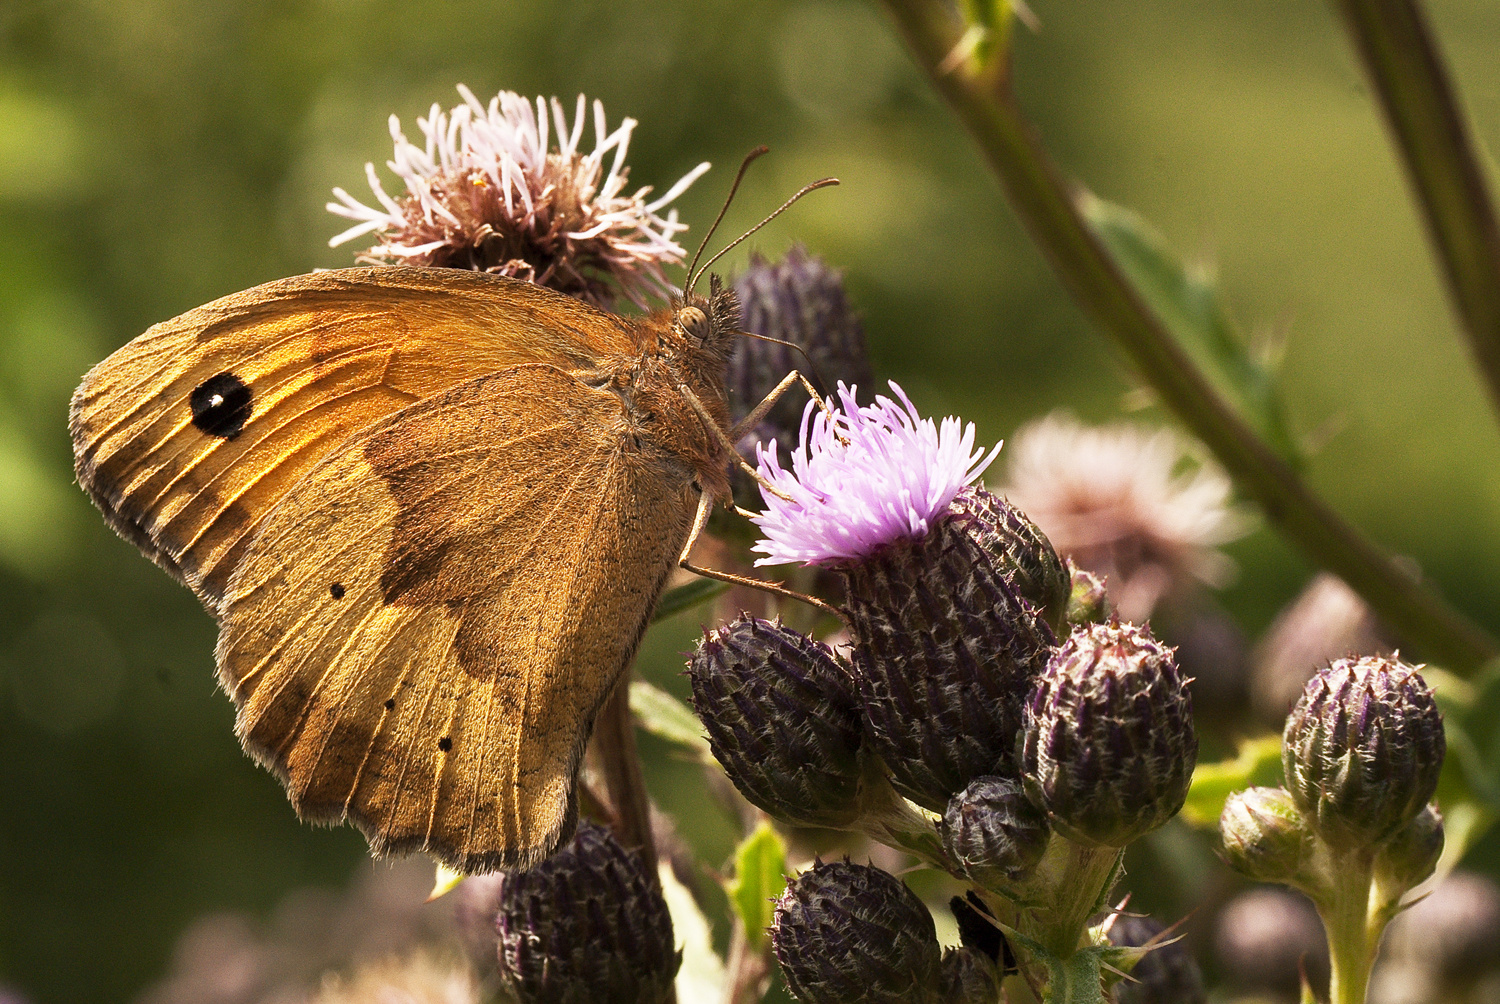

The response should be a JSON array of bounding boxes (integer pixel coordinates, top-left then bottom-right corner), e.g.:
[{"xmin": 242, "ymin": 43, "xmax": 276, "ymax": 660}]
[
  {"xmin": 1331, "ymin": 0, "xmax": 1500, "ymax": 422},
  {"xmin": 879, "ymin": 0, "xmax": 1499, "ymax": 673},
  {"xmin": 1317, "ymin": 849, "xmax": 1381, "ymax": 1004}
]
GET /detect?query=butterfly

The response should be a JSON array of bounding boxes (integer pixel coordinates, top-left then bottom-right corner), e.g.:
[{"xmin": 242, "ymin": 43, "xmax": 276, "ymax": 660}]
[{"xmin": 68, "ymin": 214, "xmax": 853, "ymax": 872}]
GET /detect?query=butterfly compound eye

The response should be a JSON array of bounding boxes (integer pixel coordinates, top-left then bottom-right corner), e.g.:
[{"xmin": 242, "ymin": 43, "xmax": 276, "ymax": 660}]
[{"xmin": 678, "ymin": 305, "xmax": 710, "ymax": 343}]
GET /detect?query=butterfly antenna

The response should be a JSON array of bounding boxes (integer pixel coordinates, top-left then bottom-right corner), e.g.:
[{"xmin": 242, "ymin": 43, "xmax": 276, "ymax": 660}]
[
  {"xmin": 690, "ymin": 177, "xmax": 839, "ymax": 289},
  {"xmin": 741, "ymin": 329, "xmax": 833, "ymax": 403},
  {"xmin": 685, "ymin": 146, "xmax": 770, "ymax": 298}
]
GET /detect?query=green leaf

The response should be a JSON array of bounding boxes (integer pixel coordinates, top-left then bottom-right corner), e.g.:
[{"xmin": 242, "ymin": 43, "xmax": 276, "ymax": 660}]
[
  {"xmin": 629, "ymin": 680, "xmax": 713, "ymax": 764},
  {"xmin": 652, "ymin": 578, "xmax": 729, "ymax": 623},
  {"xmin": 725, "ymin": 821, "xmax": 788, "ymax": 950},
  {"xmin": 1079, "ymin": 194, "xmax": 1302, "ymax": 464},
  {"xmin": 1001, "ymin": 924, "xmax": 1108, "ymax": 1004},
  {"xmin": 1179, "ymin": 734, "xmax": 1284, "ymax": 828},
  {"xmin": 658, "ymin": 858, "xmax": 726, "ymax": 1000}
]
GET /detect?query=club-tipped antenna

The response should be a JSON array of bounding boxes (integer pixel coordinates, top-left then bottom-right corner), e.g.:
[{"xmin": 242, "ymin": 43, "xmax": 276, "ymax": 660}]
[
  {"xmin": 684, "ymin": 146, "xmax": 770, "ymax": 298},
  {"xmin": 687, "ymin": 176, "xmax": 840, "ymax": 296}
]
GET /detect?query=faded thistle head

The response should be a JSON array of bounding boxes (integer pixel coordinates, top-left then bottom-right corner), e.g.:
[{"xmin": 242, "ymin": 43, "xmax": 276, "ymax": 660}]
[
  {"xmin": 1004, "ymin": 413, "xmax": 1251, "ymax": 621},
  {"xmin": 328, "ymin": 86, "xmax": 708, "ymax": 308}
]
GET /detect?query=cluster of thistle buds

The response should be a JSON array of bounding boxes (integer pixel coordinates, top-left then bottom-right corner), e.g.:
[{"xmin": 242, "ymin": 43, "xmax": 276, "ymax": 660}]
[
  {"xmin": 1219, "ymin": 654, "xmax": 1446, "ymax": 1004},
  {"xmin": 683, "ymin": 254, "xmax": 1201, "ymax": 1000}
]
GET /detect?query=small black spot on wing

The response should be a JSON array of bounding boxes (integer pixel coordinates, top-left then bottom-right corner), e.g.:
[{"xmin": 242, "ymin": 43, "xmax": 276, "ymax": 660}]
[
  {"xmin": 329, "ymin": 582, "xmax": 345, "ymax": 599},
  {"xmin": 383, "ymin": 698, "xmax": 395, "ymax": 710},
  {"xmin": 437, "ymin": 736, "xmax": 452, "ymax": 752},
  {"xmin": 190, "ymin": 372, "xmax": 252, "ymax": 439}
]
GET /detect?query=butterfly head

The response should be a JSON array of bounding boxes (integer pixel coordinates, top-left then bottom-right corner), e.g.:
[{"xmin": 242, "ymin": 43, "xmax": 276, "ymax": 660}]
[{"xmin": 672, "ymin": 273, "xmax": 741, "ymax": 360}]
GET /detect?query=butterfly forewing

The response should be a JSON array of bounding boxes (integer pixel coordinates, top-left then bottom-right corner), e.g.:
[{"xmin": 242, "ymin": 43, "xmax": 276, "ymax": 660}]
[
  {"xmin": 70, "ymin": 267, "xmax": 636, "ymax": 611},
  {"xmin": 217, "ymin": 365, "xmax": 698, "ymax": 871}
]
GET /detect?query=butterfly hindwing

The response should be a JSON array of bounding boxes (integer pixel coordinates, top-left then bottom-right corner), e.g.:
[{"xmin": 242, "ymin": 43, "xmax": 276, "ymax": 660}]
[
  {"xmin": 70, "ymin": 267, "xmax": 636, "ymax": 611},
  {"xmin": 216, "ymin": 364, "xmax": 698, "ymax": 871}
]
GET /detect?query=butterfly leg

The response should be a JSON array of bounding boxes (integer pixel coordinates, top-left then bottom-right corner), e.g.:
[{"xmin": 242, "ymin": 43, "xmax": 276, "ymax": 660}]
[
  {"xmin": 725, "ymin": 368, "xmax": 832, "ymax": 442},
  {"xmin": 677, "ymin": 384, "xmax": 799, "ymax": 503},
  {"xmin": 676, "ymin": 490, "xmax": 845, "ymax": 620}
]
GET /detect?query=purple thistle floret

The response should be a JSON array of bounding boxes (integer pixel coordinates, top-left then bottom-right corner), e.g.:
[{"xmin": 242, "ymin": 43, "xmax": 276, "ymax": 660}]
[{"xmin": 751, "ymin": 382, "xmax": 1002, "ymax": 566}]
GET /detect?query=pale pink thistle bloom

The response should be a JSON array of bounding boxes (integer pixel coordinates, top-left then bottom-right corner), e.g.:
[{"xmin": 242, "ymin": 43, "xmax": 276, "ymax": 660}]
[
  {"xmin": 328, "ymin": 86, "xmax": 710, "ymax": 309},
  {"xmin": 751, "ymin": 382, "xmax": 1002, "ymax": 566},
  {"xmin": 1003, "ymin": 412, "xmax": 1253, "ymax": 621}
]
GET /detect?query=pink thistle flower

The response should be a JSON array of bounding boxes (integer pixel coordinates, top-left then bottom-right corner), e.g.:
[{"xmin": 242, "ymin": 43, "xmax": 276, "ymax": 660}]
[
  {"xmin": 327, "ymin": 86, "xmax": 710, "ymax": 309},
  {"xmin": 751, "ymin": 382, "xmax": 1002, "ymax": 566}
]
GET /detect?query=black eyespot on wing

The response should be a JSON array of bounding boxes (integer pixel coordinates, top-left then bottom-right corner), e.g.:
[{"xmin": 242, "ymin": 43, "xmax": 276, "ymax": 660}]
[
  {"xmin": 189, "ymin": 372, "xmax": 252, "ymax": 439},
  {"xmin": 329, "ymin": 582, "xmax": 345, "ymax": 599},
  {"xmin": 383, "ymin": 698, "xmax": 395, "ymax": 710},
  {"xmin": 437, "ymin": 736, "xmax": 453, "ymax": 752}
]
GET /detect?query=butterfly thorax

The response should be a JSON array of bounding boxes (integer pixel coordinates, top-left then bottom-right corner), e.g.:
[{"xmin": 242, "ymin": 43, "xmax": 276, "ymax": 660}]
[{"xmin": 609, "ymin": 278, "xmax": 740, "ymax": 500}]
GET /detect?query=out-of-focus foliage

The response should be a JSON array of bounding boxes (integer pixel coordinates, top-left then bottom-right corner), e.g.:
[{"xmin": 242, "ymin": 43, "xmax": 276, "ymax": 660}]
[{"xmin": 1, "ymin": 1, "xmax": 1499, "ymax": 1001}]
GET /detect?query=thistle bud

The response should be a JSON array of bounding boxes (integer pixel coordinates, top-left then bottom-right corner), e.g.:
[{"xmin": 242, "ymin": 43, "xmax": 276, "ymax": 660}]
[
  {"xmin": 1375, "ymin": 802, "xmax": 1443, "ymax": 893},
  {"xmin": 731, "ymin": 246, "xmax": 871, "ymax": 439},
  {"xmin": 687, "ymin": 615, "xmax": 863, "ymax": 827},
  {"xmin": 842, "ymin": 500, "xmax": 1056, "ymax": 810},
  {"xmin": 940, "ymin": 947, "xmax": 1002, "ymax": 1004},
  {"xmin": 941, "ymin": 776, "xmax": 1051, "ymax": 890},
  {"xmin": 1218, "ymin": 786, "xmax": 1312, "ymax": 884},
  {"xmin": 771, "ymin": 860, "xmax": 943, "ymax": 1004},
  {"xmin": 496, "ymin": 822, "xmax": 679, "ymax": 1004},
  {"xmin": 1106, "ymin": 914, "xmax": 1206, "ymax": 1004},
  {"xmin": 953, "ymin": 487, "xmax": 1070, "ymax": 635},
  {"xmin": 1282, "ymin": 656, "xmax": 1444, "ymax": 849},
  {"xmin": 1021, "ymin": 621, "xmax": 1197, "ymax": 847},
  {"xmin": 1065, "ymin": 559, "xmax": 1111, "ymax": 626}
]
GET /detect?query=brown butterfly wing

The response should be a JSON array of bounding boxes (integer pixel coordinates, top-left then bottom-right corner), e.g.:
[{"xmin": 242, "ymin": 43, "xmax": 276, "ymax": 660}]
[
  {"xmin": 71, "ymin": 267, "xmax": 636, "ymax": 611},
  {"xmin": 216, "ymin": 365, "xmax": 697, "ymax": 872}
]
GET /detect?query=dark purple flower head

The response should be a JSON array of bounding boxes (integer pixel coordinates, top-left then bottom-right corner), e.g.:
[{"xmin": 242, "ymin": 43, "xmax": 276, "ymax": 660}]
[
  {"xmin": 496, "ymin": 822, "xmax": 678, "ymax": 1004},
  {"xmin": 940, "ymin": 946, "xmax": 1002, "ymax": 1004},
  {"xmin": 751, "ymin": 382, "xmax": 1001, "ymax": 567},
  {"xmin": 941, "ymin": 776, "xmax": 1052, "ymax": 890},
  {"xmin": 1282, "ymin": 655, "xmax": 1444, "ymax": 849},
  {"xmin": 731, "ymin": 247, "xmax": 871, "ymax": 433},
  {"xmin": 771, "ymin": 860, "xmax": 943, "ymax": 1004},
  {"xmin": 686, "ymin": 614, "xmax": 863, "ymax": 828}
]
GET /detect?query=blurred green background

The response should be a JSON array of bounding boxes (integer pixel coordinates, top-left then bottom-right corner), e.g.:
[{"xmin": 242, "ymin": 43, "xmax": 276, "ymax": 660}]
[{"xmin": 2, "ymin": 0, "xmax": 1499, "ymax": 1000}]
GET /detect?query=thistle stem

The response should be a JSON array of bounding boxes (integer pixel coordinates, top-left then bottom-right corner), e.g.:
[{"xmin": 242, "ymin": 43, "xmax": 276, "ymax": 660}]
[
  {"xmin": 1331, "ymin": 0, "xmax": 1500, "ymax": 424},
  {"xmin": 593, "ymin": 672, "xmax": 659, "ymax": 876},
  {"xmin": 1317, "ymin": 849, "xmax": 1381, "ymax": 1004},
  {"xmin": 879, "ymin": 0, "xmax": 1499, "ymax": 673}
]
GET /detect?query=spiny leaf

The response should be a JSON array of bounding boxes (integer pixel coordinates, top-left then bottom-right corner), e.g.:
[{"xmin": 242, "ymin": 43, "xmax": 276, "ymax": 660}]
[{"xmin": 1079, "ymin": 193, "xmax": 1301, "ymax": 464}]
